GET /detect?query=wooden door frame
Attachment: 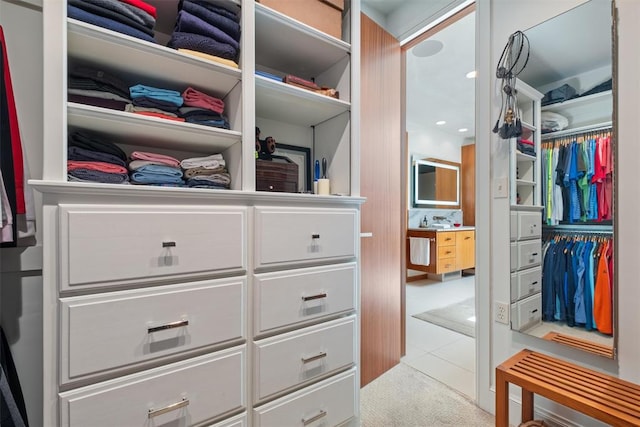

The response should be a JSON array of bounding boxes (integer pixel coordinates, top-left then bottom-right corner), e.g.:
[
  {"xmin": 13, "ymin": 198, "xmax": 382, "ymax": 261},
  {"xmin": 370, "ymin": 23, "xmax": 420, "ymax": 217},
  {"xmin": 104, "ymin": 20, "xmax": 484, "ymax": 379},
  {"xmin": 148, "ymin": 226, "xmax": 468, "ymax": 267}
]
[{"xmin": 400, "ymin": 3, "xmax": 476, "ymax": 356}]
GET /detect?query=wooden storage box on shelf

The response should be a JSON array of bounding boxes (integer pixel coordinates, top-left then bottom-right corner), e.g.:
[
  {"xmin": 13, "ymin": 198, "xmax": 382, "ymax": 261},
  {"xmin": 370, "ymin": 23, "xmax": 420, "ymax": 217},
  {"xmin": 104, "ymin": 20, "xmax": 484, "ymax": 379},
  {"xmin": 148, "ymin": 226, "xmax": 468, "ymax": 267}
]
[
  {"xmin": 256, "ymin": 159, "xmax": 299, "ymax": 193},
  {"xmin": 257, "ymin": 0, "xmax": 344, "ymax": 39}
]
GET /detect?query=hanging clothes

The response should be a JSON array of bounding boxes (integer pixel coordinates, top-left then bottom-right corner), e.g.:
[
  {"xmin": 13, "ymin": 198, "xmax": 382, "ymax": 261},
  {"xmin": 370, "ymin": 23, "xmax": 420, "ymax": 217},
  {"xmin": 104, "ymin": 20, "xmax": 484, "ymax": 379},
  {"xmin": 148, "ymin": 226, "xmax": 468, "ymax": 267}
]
[{"xmin": 0, "ymin": 327, "xmax": 29, "ymax": 427}]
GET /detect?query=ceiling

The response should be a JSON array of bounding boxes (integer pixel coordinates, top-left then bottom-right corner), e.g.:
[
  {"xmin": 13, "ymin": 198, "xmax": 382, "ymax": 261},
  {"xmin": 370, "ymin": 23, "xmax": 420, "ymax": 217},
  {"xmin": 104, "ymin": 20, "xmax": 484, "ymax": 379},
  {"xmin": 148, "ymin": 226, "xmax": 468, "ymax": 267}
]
[{"xmin": 361, "ymin": 0, "xmax": 612, "ymax": 143}]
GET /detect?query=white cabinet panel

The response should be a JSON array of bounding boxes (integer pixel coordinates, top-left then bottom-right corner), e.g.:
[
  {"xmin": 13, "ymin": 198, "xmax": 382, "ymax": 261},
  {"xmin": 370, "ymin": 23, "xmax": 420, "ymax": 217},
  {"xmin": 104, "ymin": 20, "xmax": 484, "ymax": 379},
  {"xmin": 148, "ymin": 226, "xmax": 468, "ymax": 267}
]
[
  {"xmin": 253, "ymin": 316, "xmax": 356, "ymax": 402},
  {"xmin": 255, "ymin": 207, "xmax": 357, "ymax": 268},
  {"xmin": 254, "ymin": 263, "xmax": 356, "ymax": 334},
  {"xmin": 59, "ymin": 205, "xmax": 246, "ymax": 289},
  {"xmin": 517, "ymin": 211, "xmax": 542, "ymax": 240},
  {"xmin": 516, "ymin": 240, "xmax": 542, "ymax": 271},
  {"xmin": 60, "ymin": 347, "xmax": 246, "ymax": 427},
  {"xmin": 510, "ymin": 293, "xmax": 543, "ymax": 332},
  {"xmin": 206, "ymin": 413, "xmax": 247, "ymax": 427},
  {"xmin": 253, "ymin": 369, "xmax": 356, "ymax": 427},
  {"xmin": 510, "ymin": 267, "xmax": 542, "ymax": 303},
  {"xmin": 60, "ymin": 278, "xmax": 245, "ymax": 383}
]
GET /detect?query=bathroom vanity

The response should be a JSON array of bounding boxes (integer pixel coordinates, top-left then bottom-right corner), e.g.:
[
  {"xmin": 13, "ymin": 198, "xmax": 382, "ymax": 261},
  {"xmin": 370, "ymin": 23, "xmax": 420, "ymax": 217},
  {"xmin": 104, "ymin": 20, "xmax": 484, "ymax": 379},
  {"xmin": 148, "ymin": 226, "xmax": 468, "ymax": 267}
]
[{"xmin": 407, "ymin": 227, "xmax": 475, "ymax": 280}]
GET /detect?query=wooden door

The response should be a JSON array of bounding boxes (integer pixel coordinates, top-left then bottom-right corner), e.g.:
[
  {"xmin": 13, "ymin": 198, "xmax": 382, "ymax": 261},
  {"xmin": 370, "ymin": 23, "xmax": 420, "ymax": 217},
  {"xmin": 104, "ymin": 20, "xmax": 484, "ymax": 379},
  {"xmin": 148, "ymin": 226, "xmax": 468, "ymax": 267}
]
[
  {"xmin": 359, "ymin": 13, "xmax": 402, "ymax": 387},
  {"xmin": 461, "ymin": 144, "xmax": 476, "ymax": 226}
]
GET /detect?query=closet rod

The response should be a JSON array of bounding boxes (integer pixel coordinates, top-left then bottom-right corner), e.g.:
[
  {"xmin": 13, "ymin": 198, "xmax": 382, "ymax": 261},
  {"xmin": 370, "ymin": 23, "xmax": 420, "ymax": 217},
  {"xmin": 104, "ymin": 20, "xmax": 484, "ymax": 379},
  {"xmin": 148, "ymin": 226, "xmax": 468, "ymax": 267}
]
[
  {"xmin": 541, "ymin": 121, "xmax": 613, "ymax": 140},
  {"xmin": 543, "ymin": 225, "xmax": 613, "ymax": 235}
]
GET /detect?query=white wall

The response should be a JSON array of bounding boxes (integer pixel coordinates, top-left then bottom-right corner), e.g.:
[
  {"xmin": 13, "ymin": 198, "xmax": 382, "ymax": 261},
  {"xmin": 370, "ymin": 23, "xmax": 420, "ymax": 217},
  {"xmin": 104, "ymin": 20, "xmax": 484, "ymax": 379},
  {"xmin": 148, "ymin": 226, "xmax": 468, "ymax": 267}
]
[
  {"xmin": 408, "ymin": 128, "xmax": 464, "ymax": 163},
  {"xmin": 477, "ymin": 1, "xmax": 640, "ymax": 425}
]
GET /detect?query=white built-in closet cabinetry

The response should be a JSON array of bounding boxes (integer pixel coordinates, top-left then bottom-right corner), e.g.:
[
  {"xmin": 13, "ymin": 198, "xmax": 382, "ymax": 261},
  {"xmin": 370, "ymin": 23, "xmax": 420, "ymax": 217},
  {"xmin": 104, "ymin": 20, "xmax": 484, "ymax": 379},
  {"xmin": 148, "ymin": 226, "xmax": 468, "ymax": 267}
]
[{"xmin": 31, "ymin": 1, "xmax": 362, "ymax": 426}]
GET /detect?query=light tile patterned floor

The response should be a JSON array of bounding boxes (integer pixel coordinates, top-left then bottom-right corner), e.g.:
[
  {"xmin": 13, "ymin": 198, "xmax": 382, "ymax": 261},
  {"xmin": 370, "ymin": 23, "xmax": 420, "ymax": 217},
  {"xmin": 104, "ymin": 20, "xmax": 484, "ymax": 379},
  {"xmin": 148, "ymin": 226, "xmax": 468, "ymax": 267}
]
[{"xmin": 402, "ymin": 275, "xmax": 477, "ymax": 399}]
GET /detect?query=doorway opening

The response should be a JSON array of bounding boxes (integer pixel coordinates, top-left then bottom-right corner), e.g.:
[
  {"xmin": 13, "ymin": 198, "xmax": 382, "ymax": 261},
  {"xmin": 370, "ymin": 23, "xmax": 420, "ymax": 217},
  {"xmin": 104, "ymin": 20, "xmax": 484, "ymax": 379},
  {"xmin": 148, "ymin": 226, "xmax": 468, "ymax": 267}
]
[{"xmin": 401, "ymin": 3, "xmax": 477, "ymax": 400}]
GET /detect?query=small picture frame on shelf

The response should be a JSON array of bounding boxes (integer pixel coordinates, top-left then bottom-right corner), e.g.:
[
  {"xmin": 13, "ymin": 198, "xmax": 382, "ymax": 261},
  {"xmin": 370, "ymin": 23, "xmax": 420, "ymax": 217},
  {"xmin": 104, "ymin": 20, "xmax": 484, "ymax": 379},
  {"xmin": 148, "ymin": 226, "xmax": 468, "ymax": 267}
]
[{"xmin": 273, "ymin": 143, "xmax": 312, "ymax": 192}]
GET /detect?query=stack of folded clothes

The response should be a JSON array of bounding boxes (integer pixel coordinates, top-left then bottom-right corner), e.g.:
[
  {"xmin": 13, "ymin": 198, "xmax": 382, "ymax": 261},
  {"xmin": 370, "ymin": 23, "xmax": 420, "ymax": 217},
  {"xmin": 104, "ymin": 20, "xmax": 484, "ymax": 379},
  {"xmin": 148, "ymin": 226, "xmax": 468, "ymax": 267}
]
[
  {"xmin": 168, "ymin": 0, "xmax": 241, "ymax": 67},
  {"xmin": 181, "ymin": 154, "xmax": 231, "ymax": 189},
  {"xmin": 178, "ymin": 87, "xmax": 229, "ymax": 129},
  {"xmin": 67, "ymin": 0, "xmax": 157, "ymax": 44},
  {"xmin": 517, "ymin": 138, "xmax": 536, "ymax": 156},
  {"xmin": 68, "ymin": 66, "xmax": 132, "ymax": 111},
  {"xmin": 67, "ymin": 131, "xmax": 130, "ymax": 184},
  {"xmin": 128, "ymin": 84, "xmax": 185, "ymax": 121},
  {"xmin": 129, "ymin": 151, "xmax": 185, "ymax": 186}
]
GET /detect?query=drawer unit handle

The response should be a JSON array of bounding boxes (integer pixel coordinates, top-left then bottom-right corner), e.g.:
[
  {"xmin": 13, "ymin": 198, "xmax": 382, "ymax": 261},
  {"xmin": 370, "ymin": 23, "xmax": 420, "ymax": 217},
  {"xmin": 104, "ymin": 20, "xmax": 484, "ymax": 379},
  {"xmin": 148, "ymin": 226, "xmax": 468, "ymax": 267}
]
[
  {"xmin": 302, "ymin": 293, "xmax": 327, "ymax": 302},
  {"xmin": 148, "ymin": 397, "xmax": 189, "ymax": 419},
  {"xmin": 312, "ymin": 234, "xmax": 320, "ymax": 239},
  {"xmin": 162, "ymin": 241, "xmax": 176, "ymax": 248},
  {"xmin": 302, "ymin": 409, "xmax": 327, "ymax": 425},
  {"xmin": 445, "ymin": 238, "xmax": 452, "ymax": 241},
  {"xmin": 445, "ymin": 251, "xmax": 452, "ymax": 254},
  {"xmin": 465, "ymin": 236, "xmax": 471, "ymax": 240},
  {"xmin": 147, "ymin": 319, "xmax": 189, "ymax": 334},
  {"xmin": 301, "ymin": 352, "xmax": 327, "ymax": 364},
  {"xmin": 531, "ymin": 252, "xmax": 538, "ymax": 256},
  {"xmin": 531, "ymin": 281, "xmax": 538, "ymax": 285}
]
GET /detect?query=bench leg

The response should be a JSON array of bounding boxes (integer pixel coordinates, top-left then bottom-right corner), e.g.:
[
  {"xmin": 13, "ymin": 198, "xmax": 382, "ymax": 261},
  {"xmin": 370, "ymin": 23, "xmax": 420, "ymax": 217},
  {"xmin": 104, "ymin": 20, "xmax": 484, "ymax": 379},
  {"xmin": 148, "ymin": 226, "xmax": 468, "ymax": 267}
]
[
  {"xmin": 495, "ymin": 370, "xmax": 509, "ymax": 427},
  {"xmin": 521, "ymin": 388, "xmax": 534, "ymax": 422}
]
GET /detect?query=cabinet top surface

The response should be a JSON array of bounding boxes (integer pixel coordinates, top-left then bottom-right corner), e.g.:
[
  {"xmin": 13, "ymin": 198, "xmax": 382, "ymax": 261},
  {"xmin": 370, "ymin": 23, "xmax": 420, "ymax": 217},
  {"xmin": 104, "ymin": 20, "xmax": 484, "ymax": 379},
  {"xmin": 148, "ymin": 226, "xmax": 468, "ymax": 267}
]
[{"xmin": 408, "ymin": 226, "xmax": 475, "ymax": 232}]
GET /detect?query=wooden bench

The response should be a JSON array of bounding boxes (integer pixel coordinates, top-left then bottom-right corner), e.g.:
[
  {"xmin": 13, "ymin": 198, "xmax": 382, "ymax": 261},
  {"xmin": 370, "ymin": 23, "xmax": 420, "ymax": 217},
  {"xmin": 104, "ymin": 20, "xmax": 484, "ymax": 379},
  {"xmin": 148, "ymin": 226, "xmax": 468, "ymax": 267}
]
[{"xmin": 495, "ymin": 349, "xmax": 640, "ymax": 427}]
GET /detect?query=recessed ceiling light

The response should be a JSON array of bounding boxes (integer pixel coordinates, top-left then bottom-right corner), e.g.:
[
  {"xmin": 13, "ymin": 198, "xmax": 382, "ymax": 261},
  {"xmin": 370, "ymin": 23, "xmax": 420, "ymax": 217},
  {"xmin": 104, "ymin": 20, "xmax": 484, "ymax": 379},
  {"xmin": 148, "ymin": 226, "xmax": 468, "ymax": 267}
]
[
  {"xmin": 466, "ymin": 71, "xmax": 477, "ymax": 79},
  {"xmin": 436, "ymin": 120, "xmax": 446, "ymax": 125},
  {"xmin": 458, "ymin": 128, "xmax": 468, "ymax": 132},
  {"xmin": 413, "ymin": 40, "xmax": 444, "ymax": 58}
]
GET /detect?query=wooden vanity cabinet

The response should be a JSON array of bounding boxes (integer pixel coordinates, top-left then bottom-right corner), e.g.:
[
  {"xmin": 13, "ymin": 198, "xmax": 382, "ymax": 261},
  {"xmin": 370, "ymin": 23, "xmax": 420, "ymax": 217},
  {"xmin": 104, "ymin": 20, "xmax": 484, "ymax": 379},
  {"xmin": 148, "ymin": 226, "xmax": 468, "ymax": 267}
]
[{"xmin": 407, "ymin": 229, "xmax": 475, "ymax": 275}]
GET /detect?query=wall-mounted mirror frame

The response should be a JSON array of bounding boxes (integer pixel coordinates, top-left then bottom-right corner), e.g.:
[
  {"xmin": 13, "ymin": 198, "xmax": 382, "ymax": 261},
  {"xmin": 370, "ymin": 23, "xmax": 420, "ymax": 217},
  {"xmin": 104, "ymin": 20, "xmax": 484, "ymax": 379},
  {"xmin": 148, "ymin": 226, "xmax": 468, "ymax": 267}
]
[
  {"xmin": 508, "ymin": 0, "xmax": 617, "ymax": 359},
  {"xmin": 412, "ymin": 158, "xmax": 460, "ymax": 206}
]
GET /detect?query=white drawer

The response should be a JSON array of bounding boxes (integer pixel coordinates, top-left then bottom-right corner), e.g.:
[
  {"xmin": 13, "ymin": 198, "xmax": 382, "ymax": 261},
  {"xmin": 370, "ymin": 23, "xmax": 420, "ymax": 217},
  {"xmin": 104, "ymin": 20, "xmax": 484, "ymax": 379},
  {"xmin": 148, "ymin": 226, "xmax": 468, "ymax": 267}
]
[
  {"xmin": 254, "ymin": 207, "xmax": 357, "ymax": 268},
  {"xmin": 510, "ymin": 293, "xmax": 542, "ymax": 332},
  {"xmin": 510, "ymin": 266, "xmax": 541, "ymax": 303},
  {"xmin": 254, "ymin": 263, "xmax": 356, "ymax": 334},
  {"xmin": 254, "ymin": 316, "xmax": 356, "ymax": 402},
  {"xmin": 517, "ymin": 211, "xmax": 541, "ymax": 240},
  {"xmin": 510, "ymin": 242, "xmax": 517, "ymax": 273},
  {"xmin": 60, "ymin": 346, "xmax": 246, "ymax": 427},
  {"xmin": 510, "ymin": 211, "xmax": 518, "ymax": 241},
  {"xmin": 60, "ymin": 278, "xmax": 245, "ymax": 384},
  {"xmin": 253, "ymin": 369, "xmax": 356, "ymax": 427},
  {"xmin": 206, "ymin": 413, "xmax": 247, "ymax": 427},
  {"xmin": 59, "ymin": 204, "xmax": 246, "ymax": 289},
  {"xmin": 516, "ymin": 239, "xmax": 541, "ymax": 270}
]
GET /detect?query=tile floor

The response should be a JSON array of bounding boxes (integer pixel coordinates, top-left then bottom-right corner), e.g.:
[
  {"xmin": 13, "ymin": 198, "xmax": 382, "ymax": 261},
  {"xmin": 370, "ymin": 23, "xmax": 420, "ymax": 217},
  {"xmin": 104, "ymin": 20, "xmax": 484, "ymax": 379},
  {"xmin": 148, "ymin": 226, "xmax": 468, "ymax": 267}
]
[{"xmin": 401, "ymin": 275, "xmax": 477, "ymax": 400}]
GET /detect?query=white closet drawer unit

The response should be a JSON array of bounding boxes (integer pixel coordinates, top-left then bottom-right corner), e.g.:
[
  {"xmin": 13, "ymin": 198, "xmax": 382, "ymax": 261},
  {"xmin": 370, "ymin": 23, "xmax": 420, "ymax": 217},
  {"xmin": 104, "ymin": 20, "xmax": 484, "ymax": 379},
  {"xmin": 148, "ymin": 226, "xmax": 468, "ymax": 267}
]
[
  {"xmin": 206, "ymin": 413, "xmax": 247, "ymax": 427},
  {"xmin": 510, "ymin": 211, "xmax": 518, "ymax": 241},
  {"xmin": 253, "ymin": 369, "xmax": 357, "ymax": 427},
  {"xmin": 510, "ymin": 242, "xmax": 518, "ymax": 272},
  {"xmin": 516, "ymin": 239, "xmax": 542, "ymax": 270},
  {"xmin": 253, "ymin": 316, "xmax": 356, "ymax": 402},
  {"xmin": 510, "ymin": 266, "xmax": 542, "ymax": 303},
  {"xmin": 254, "ymin": 207, "xmax": 357, "ymax": 268},
  {"xmin": 254, "ymin": 263, "xmax": 356, "ymax": 334},
  {"xmin": 60, "ymin": 278, "xmax": 245, "ymax": 383},
  {"xmin": 59, "ymin": 205, "xmax": 247, "ymax": 289},
  {"xmin": 517, "ymin": 211, "xmax": 542, "ymax": 240},
  {"xmin": 510, "ymin": 293, "xmax": 542, "ymax": 332},
  {"xmin": 59, "ymin": 346, "xmax": 246, "ymax": 427}
]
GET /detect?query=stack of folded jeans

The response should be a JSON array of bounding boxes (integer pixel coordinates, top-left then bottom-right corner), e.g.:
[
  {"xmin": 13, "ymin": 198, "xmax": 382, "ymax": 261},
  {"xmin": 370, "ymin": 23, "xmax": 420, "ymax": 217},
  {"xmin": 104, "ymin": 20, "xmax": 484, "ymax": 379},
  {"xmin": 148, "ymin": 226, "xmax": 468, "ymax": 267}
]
[
  {"xmin": 180, "ymin": 154, "xmax": 231, "ymax": 189},
  {"xmin": 178, "ymin": 87, "xmax": 229, "ymax": 129},
  {"xmin": 68, "ymin": 66, "xmax": 132, "ymax": 110},
  {"xmin": 168, "ymin": 0, "xmax": 241, "ymax": 65},
  {"xmin": 67, "ymin": 131, "xmax": 130, "ymax": 184},
  {"xmin": 128, "ymin": 151, "xmax": 185, "ymax": 186},
  {"xmin": 67, "ymin": 0, "xmax": 157, "ymax": 44}
]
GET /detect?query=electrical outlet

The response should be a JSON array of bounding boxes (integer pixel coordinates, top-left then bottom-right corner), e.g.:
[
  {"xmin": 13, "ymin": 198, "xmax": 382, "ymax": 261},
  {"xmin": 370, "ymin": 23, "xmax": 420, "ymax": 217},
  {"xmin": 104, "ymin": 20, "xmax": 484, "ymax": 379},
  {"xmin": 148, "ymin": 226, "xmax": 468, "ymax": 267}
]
[{"xmin": 495, "ymin": 301, "xmax": 510, "ymax": 325}]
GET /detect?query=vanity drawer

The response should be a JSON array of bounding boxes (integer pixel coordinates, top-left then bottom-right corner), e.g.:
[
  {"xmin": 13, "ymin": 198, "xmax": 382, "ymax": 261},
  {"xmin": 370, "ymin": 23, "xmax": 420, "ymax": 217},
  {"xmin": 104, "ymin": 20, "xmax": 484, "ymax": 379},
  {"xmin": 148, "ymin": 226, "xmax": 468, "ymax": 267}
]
[
  {"xmin": 516, "ymin": 240, "xmax": 542, "ymax": 270},
  {"xmin": 254, "ymin": 207, "xmax": 357, "ymax": 268},
  {"xmin": 436, "ymin": 232, "xmax": 456, "ymax": 247},
  {"xmin": 254, "ymin": 263, "xmax": 356, "ymax": 334},
  {"xmin": 253, "ymin": 369, "xmax": 356, "ymax": 427},
  {"xmin": 517, "ymin": 211, "xmax": 542, "ymax": 240},
  {"xmin": 60, "ymin": 278, "xmax": 245, "ymax": 384},
  {"xmin": 437, "ymin": 258, "xmax": 458, "ymax": 273},
  {"xmin": 253, "ymin": 316, "xmax": 356, "ymax": 402},
  {"xmin": 510, "ymin": 266, "xmax": 542, "ymax": 302},
  {"xmin": 437, "ymin": 245, "xmax": 456, "ymax": 259},
  {"xmin": 510, "ymin": 293, "xmax": 542, "ymax": 332},
  {"xmin": 59, "ymin": 205, "xmax": 246, "ymax": 290},
  {"xmin": 59, "ymin": 346, "xmax": 246, "ymax": 427}
]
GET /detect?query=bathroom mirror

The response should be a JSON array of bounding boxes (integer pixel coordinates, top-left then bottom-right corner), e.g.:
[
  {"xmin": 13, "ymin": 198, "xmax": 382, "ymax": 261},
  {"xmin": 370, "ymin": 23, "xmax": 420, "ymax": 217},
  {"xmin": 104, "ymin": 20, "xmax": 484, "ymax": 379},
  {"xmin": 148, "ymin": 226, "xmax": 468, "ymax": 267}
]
[
  {"xmin": 413, "ymin": 159, "xmax": 460, "ymax": 206},
  {"xmin": 509, "ymin": 0, "xmax": 616, "ymax": 358}
]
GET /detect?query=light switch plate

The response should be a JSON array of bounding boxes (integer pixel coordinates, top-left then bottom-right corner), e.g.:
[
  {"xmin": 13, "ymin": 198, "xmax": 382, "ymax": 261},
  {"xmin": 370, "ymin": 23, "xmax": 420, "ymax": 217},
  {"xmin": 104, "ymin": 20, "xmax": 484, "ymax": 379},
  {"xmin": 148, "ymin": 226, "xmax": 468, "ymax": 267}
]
[{"xmin": 493, "ymin": 177, "xmax": 508, "ymax": 198}]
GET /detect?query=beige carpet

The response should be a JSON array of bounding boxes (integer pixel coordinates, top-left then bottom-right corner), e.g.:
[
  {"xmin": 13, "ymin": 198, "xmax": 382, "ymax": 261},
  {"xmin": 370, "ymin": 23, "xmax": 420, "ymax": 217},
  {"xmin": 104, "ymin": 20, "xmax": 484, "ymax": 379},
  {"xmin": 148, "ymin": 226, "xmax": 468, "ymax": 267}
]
[
  {"xmin": 360, "ymin": 362, "xmax": 494, "ymax": 426},
  {"xmin": 412, "ymin": 297, "xmax": 476, "ymax": 338}
]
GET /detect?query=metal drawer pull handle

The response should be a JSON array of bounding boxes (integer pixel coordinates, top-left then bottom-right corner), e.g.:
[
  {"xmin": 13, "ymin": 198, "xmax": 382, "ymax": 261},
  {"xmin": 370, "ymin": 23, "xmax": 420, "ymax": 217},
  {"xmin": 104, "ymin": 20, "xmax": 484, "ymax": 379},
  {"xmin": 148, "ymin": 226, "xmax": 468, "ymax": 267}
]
[
  {"xmin": 301, "ymin": 352, "xmax": 327, "ymax": 363},
  {"xmin": 531, "ymin": 252, "xmax": 538, "ymax": 256},
  {"xmin": 312, "ymin": 234, "xmax": 320, "ymax": 239},
  {"xmin": 531, "ymin": 281, "xmax": 538, "ymax": 285},
  {"xmin": 302, "ymin": 410, "xmax": 327, "ymax": 425},
  {"xmin": 148, "ymin": 398, "xmax": 189, "ymax": 419},
  {"xmin": 302, "ymin": 293, "xmax": 327, "ymax": 301},
  {"xmin": 465, "ymin": 236, "xmax": 471, "ymax": 240},
  {"xmin": 445, "ymin": 251, "xmax": 452, "ymax": 254},
  {"xmin": 162, "ymin": 241, "xmax": 176, "ymax": 248},
  {"xmin": 148, "ymin": 319, "xmax": 189, "ymax": 334}
]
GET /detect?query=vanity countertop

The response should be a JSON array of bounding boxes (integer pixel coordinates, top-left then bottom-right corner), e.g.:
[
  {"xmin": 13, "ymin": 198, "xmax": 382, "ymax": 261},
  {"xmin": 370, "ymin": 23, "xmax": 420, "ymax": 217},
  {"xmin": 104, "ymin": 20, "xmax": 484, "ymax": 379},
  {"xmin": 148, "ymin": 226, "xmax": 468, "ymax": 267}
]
[{"xmin": 408, "ymin": 226, "xmax": 476, "ymax": 232}]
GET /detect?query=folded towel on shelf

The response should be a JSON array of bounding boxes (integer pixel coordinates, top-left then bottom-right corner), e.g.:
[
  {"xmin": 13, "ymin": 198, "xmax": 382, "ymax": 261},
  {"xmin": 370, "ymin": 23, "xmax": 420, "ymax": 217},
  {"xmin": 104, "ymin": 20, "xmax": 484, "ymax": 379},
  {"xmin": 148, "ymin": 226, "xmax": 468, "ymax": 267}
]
[
  {"xmin": 176, "ymin": 10, "xmax": 239, "ymax": 50},
  {"xmin": 180, "ymin": 154, "xmax": 224, "ymax": 170},
  {"xmin": 187, "ymin": 173, "xmax": 231, "ymax": 186},
  {"xmin": 130, "ymin": 151, "xmax": 181, "ymax": 168},
  {"xmin": 67, "ymin": 160, "xmax": 128, "ymax": 174},
  {"xmin": 67, "ymin": 146, "xmax": 127, "ymax": 167},
  {"xmin": 72, "ymin": 0, "xmax": 155, "ymax": 30},
  {"xmin": 129, "ymin": 84, "xmax": 183, "ymax": 106},
  {"xmin": 179, "ymin": 0, "xmax": 241, "ymax": 41},
  {"xmin": 182, "ymin": 86, "xmax": 225, "ymax": 114},
  {"xmin": 119, "ymin": 0, "xmax": 156, "ymax": 18},
  {"xmin": 67, "ymin": 4, "xmax": 157, "ymax": 44},
  {"xmin": 68, "ymin": 0, "xmax": 155, "ymax": 36},
  {"xmin": 130, "ymin": 164, "xmax": 184, "ymax": 184},
  {"xmin": 168, "ymin": 31, "xmax": 237, "ymax": 61},
  {"xmin": 68, "ymin": 131, "xmax": 128, "ymax": 162},
  {"xmin": 67, "ymin": 170, "xmax": 130, "ymax": 184},
  {"xmin": 409, "ymin": 237, "xmax": 430, "ymax": 266},
  {"xmin": 183, "ymin": 165, "xmax": 226, "ymax": 178},
  {"xmin": 177, "ymin": 49, "xmax": 239, "ymax": 68}
]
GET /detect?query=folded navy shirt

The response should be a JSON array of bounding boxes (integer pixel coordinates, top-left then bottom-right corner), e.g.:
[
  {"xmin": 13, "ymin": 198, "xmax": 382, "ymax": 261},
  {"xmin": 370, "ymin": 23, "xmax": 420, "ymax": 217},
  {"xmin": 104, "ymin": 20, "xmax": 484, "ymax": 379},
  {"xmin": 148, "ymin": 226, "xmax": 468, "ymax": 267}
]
[{"xmin": 68, "ymin": 4, "xmax": 157, "ymax": 44}]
